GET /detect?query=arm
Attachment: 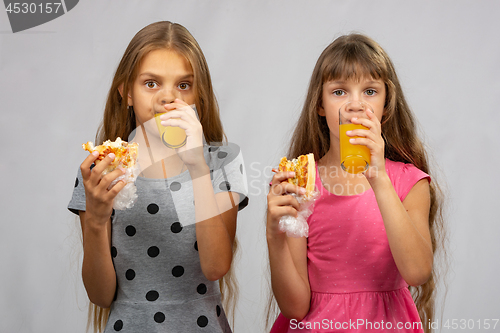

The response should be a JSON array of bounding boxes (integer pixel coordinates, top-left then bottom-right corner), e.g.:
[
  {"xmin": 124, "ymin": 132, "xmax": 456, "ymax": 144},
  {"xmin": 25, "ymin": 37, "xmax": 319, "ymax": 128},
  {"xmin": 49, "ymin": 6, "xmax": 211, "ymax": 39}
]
[
  {"xmin": 370, "ymin": 175, "xmax": 433, "ymax": 286},
  {"xmin": 79, "ymin": 211, "xmax": 116, "ymax": 308},
  {"xmin": 161, "ymin": 100, "xmax": 240, "ymax": 281},
  {"xmin": 267, "ymin": 171, "xmax": 311, "ymax": 320},
  {"xmin": 79, "ymin": 152, "xmax": 125, "ymax": 308},
  {"xmin": 190, "ymin": 163, "xmax": 239, "ymax": 281},
  {"xmin": 349, "ymin": 109, "xmax": 433, "ymax": 287}
]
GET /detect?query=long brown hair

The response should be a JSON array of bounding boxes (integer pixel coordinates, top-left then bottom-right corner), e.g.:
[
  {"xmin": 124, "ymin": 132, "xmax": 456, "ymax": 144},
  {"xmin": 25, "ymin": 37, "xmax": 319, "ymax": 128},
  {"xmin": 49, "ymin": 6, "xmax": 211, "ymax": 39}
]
[
  {"xmin": 281, "ymin": 34, "xmax": 447, "ymax": 332},
  {"xmin": 89, "ymin": 21, "xmax": 237, "ymax": 332},
  {"xmin": 96, "ymin": 21, "xmax": 225, "ymax": 145}
]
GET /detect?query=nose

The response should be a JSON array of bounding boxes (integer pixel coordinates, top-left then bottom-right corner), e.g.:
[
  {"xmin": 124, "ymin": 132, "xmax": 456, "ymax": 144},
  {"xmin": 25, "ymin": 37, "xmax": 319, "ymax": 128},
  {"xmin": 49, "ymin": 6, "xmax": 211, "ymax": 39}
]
[
  {"xmin": 346, "ymin": 100, "xmax": 365, "ymax": 112},
  {"xmin": 155, "ymin": 88, "xmax": 181, "ymax": 107},
  {"xmin": 160, "ymin": 89, "xmax": 177, "ymax": 105},
  {"xmin": 152, "ymin": 89, "xmax": 176, "ymax": 114}
]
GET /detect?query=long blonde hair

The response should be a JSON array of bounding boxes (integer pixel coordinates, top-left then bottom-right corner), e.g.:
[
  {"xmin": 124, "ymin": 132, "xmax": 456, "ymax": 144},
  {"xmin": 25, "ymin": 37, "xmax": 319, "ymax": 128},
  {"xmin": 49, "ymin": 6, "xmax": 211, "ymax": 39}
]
[
  {"xmin": 268, "ymin": 33, "xmax": 447, "ymax": 332},
  {"xmin": 88, "ymin": 21, "xmax": 237, "ymax": 332}
]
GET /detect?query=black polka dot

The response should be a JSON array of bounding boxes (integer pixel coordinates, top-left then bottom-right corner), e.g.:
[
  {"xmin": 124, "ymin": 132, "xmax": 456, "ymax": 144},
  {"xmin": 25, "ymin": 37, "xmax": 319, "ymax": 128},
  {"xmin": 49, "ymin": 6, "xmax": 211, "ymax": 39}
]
[
  {"xmin": 148, "ymin": 246, "xmax": 160, "ymax": 258},
  {"xmin": 216, "ymin": 305, "xmax": 221, "ymax": 317},
  {"xmin": 210, "ymin": 169, "xmax": 214, "ymax": 180},
  {"xmin": 240, "ymin": 164, "xmax": 243, "ymax": 174},
  {"xmin": 125, "ymin": 269, "xmax": 135, "ymax": 280},
  {"xmin": 111, "ymin": 246, "xmax": 117, "ymax": 258},
  {"xmin": 125, "ymin": 225, "xmax": 136, "ymax": 236},
  {"xmin": 194, "ymin": 241, "xmax": 198, "ymax": 251},
  {"xmin": 197, "ymin": 283, "xmax": 207, "ymax": 294},
  {"xmin": 170, "ymin": 182, "xmax": 181, "ymax": 191},
  {"xmin": 197, "ymin": 315, "xmax": 209, "ymax": 327},
  {"xmin": 209, "ymin": 146, "xmax": 219, "ymax": 153},
  {"xmin": 219, "ymin": 181, "xmax": 231, "ymax": 191},
  {"xmin": 154, "ymin": 312, "xmax": 165, "ymax": 323},
  {"xmin": 113, "ymin": 320, "xmax": 123, "ymax": 331},
  {"xmin": 147, "ymin": 203, "xmax": 159, "ymax": 214},
  {"xmin": 170, "ymin": 222, "xmax": 183, "ymax": 233},
  {"xmin": 146, "ymin": 290, "xmax": 159, "ymax": 301},
  {"xmin": 217, "ymin": 151, "xmax": 228, "ymax": 159},
  {"xmin": 74, "ymin": 177, "xmax": 79, "ymax": 188},
  {"xmin": 172, "ymin": 265, "xmax": 184, "ymax": 277}
]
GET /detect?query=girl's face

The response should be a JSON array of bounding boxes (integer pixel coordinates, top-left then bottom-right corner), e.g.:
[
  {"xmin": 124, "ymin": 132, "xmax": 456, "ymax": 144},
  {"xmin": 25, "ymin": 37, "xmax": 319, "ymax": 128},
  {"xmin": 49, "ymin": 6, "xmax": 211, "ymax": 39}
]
[
  {"xmin": 127, "ymin": 48, "xmax": 196, "ymax": 125},
  {"xmin": 318, "ymin": 76, "xmax": 386, "ymax": 141}
]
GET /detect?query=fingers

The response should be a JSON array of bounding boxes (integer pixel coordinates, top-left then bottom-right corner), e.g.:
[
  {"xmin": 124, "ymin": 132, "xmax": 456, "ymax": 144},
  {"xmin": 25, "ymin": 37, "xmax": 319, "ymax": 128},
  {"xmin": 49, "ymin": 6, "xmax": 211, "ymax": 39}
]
[
  {"xmin": 159, "ymin": 110, "xmax": 188, "ymax": 120},
  {"xmin": 160, "ymin": 116, "xmax": 188, "ymax": 130},
  {"xmin": 97, "ymin": 167, "xmax": 126, "ymax": 193},
  {"xmin": 270, "ymin": 171, "xmax": 295, "ymax": 186},
  {"xmin": 106, "ymin": 177, "xmax": 127, "ymax": 199},
  {"xmin": 270, "ymin": 173, "xmax": 304, "ymax": 195},
  {"xmin": 350, "ymin": 116, "xmax": 379, "ymax": 131},
  {"xmin": 160, "ymin": 108, "xmax": 196, "ymax": 120},
  {"xmin": 80, "ymin": 151, "xmax": 130, "ymax": 221},
  {"xmin": 164, "ymin": 98, "xmax": 189, "ymax": 110},
  {"xmin": 348, "ymin": 137, "xmax": 382, "ymax": 155},
  {"xmin": 347, "ymin": 112, "xmax": 385, "ymax": 168},
  {"xmin": 268, "ymin": 205, "xmax": 299, "ymax": 222},
  {"xmin": 267, "ymin": 194, "xmax": 300, "ymax": 223},
  {"xmin": 159, "ymin": 108, "xmax": 199, "ymax": 130},
  {"xmin": 163, "ymin": 99, "xmax": 197, "ymax": 118},
  {"xmin": 346, "ymin": 128, "xmax": 378, "ymax": 142},
  {"xmin": 347, "ymin": 113, "xmax": 385, "ymax": 172},
  {"xmin": 266, "ymin": 170, "xmax": 305, "ymax": 224},
  {"xmin": 272, "ymin": 182, "xmax": 307, "ymax": 197},
  {"xmin": 270, "ymin": 171, "xmax": 307, "ymax": 195},
  {"xmin": 81, "ymin": 151, "xmax": 126, "ymax": 194},
  {"xmin": 87, "ymin": 153, "xmax": 116, "ymax": 184},
  {"xmin": 347, "ymin": 112, "xmax": 382, "ymax": 140},
  {"xmin": 270, "ymin": 194, "xmax": 301, "ymax": 212},
  {"xmin": 80, "ymin": 151, "xmax": 99, "ymax": 180}
]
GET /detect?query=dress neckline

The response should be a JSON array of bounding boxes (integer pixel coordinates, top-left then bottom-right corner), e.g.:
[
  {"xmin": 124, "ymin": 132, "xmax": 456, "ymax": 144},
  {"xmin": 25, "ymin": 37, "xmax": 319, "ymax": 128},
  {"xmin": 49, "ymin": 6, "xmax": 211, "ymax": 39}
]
[{"xmin": 315, "ymin": 165, "xmax": 373, "ymax": 198}]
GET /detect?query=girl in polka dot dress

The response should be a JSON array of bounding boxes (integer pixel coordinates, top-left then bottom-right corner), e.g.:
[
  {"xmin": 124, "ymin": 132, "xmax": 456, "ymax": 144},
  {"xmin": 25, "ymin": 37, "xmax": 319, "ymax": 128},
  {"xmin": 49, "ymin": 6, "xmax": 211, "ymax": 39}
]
[
  {"xmin": 68, "ymin": 21, "xmax": 248, "ymax": 332},
  {"xmin": 266, "ymin": 34, "xmax": 445, "ymax": 332}
]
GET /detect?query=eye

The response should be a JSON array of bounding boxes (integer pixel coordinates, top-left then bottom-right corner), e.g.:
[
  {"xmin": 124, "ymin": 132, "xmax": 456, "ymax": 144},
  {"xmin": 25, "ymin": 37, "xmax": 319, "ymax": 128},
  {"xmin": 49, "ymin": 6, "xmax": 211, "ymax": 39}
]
[
  {"xmin": 145, "ymin": 81, "xmax": 158, "ymax": 89},
  {"xmin": 365, "ymin": 89, "xmax": 376, "ymax": 96},
  {"xmin": 333, "ymin": 90, "xmax": 345, "ymax": 96},
  {"xmin": 178, "ymin": 82, "xmax": 191, "ymax": 90}
]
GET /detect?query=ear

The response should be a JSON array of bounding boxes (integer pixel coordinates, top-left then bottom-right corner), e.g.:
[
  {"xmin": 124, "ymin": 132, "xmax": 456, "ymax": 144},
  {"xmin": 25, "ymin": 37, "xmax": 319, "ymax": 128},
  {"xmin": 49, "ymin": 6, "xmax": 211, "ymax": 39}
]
[
  {"xmin": 318, "ymin": 105, "xmax": 326, "ymax": 117},
  {"xmin": 118, "ymin": 83, "xmax": 133, "ymax": 106}
]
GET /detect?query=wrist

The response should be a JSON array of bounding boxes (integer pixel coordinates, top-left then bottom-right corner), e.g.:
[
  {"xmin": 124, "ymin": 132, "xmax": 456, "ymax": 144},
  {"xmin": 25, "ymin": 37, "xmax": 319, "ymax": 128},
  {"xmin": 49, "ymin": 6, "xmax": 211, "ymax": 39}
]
[
  {"xmin": 84, "ymin": 212, "xmax": 111, "ymax": 231},
  {"xmin": 267, "ymin": 237, "xmax": 287, "ymax": 252},
  {"xmin": 367, "ymin": 170, "xmax": 391, "ymax": 192},
  {"xmin": 187, "ymin": 162, "xmax": 210, "ymax": 179},
  {"xmin": 266, "ymin": 227, "xmax": 287, "ymax": 244}
]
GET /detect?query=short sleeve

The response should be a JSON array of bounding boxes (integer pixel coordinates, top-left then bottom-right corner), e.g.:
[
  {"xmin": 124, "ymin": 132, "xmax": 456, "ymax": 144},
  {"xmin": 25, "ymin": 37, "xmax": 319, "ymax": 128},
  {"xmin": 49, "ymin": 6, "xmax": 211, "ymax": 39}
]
[
  {"xmin": 385, "ymin": 159, "xmax": 431, "ymax": 202},
  {"xmin": 206, "ymin": 143, "xmax": 249, "ymax": 211},
  {"xmin": 68, "ymin": 167, "xmax": 86, "ymax": 215}
]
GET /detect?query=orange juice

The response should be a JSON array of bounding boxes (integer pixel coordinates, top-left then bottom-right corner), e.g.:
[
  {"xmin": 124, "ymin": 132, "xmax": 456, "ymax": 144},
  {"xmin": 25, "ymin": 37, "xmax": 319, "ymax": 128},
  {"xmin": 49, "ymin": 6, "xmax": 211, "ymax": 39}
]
[
  {"xmin": 339, "ymin": 123, "xmax": 370, "ymax": 174},
  {"xmin": 154, "ymin": 113, "xmax": 187, "ymax": 149}
]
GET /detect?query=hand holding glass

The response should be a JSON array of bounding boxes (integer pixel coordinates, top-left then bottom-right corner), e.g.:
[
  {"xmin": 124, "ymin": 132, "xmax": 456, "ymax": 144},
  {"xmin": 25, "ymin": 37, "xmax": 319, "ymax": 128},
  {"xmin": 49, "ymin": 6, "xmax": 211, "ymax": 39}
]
[
  {"xmin": 339, "ymin": 101, "xmax": 371, "ymax": 174},
  {"xmin": 151, "ymin": 92, "xmax": 187, "ymax": 149}
]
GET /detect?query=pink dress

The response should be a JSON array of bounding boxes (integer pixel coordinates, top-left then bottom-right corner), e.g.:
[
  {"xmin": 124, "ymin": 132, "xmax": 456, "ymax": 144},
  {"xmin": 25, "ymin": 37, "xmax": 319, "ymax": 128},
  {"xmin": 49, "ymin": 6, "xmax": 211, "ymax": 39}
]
[{"xmin": 271, "ymin": 160, "xmax": 430, "ymax": 333}]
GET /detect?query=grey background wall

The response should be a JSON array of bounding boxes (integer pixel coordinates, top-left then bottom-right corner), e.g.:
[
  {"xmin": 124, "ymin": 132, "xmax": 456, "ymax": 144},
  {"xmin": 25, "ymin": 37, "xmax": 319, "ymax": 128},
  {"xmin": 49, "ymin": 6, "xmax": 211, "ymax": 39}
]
[{"xmin": 1, "ymin": 1, "xmax": 499, "ymax": 332}]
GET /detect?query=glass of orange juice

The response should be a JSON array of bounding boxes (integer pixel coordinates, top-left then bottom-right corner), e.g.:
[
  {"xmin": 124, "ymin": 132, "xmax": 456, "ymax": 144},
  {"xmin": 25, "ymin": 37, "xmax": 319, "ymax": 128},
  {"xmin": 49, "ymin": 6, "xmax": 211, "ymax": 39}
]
[
  {"xmin": 154, "ymin": 112, "xmax": 187, "ymax": 149},
  {"xmin": 339, "ymin": 101, "xmax": 371, "ymax": 174},
  {"xmin": 151, "ymin": 90, "xmax": 191, "ymax": 149}
]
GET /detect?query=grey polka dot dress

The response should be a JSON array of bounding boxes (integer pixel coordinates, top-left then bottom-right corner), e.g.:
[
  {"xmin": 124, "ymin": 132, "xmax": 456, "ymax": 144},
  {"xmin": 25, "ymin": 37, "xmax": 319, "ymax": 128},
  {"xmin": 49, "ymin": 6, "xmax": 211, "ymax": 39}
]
[{"xmin": 68, "ymin": 144, "xmax": 248, "ymax": 332}]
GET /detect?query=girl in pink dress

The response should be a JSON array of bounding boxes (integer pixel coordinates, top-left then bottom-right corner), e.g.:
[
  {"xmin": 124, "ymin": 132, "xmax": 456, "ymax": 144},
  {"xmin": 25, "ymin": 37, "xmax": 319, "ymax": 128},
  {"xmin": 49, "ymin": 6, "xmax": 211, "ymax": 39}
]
[{"xmin": 266, "ymin": 34, "xmax": 445, "ymax": 333}]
